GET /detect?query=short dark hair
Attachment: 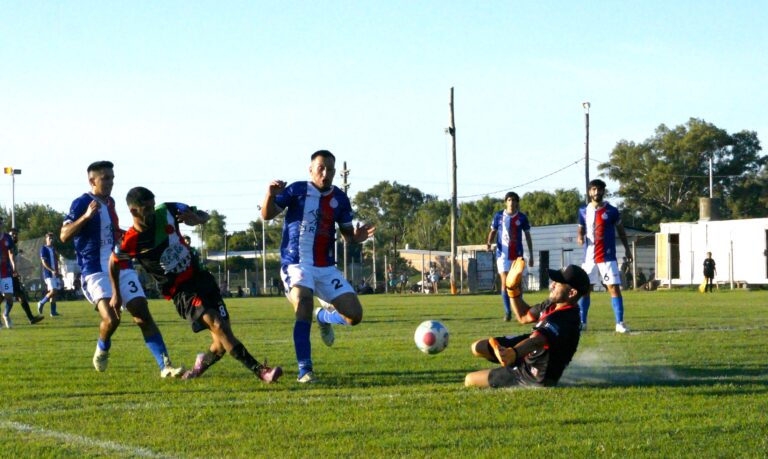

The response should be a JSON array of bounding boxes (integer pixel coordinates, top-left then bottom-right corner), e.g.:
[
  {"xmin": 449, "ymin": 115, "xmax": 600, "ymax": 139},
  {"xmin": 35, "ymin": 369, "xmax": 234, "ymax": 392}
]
[
  {"xmin": 87, "ymin": 161, "xmax": 114, "ymax": 173},
  {"xmin": 45, "ymin": 232, "xmax": 54, "ymax": 238},
  {"xmin": 126, "ymin": 186, "xmax": 155, "ymax": 206},
  {"xmin": 504, "ymin": 192, "xmax": 520, "ymax": 202},
  {"xmin": 588, "ymin": 179, "xmax": 607, "ymax": 189},
  {"xmin": 311, "ymin": 150, "xmax": 335, "ymax": 161},
  {"xmin": 9, "ymin": 227, "xmax": 17, "ymax": 233}
]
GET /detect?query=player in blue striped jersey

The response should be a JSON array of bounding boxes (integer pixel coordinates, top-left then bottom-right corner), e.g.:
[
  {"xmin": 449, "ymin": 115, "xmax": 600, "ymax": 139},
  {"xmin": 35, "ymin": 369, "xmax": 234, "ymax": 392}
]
[{"xmin": 261, "ymin": 150, "xmax": 375, "ymax": 383}]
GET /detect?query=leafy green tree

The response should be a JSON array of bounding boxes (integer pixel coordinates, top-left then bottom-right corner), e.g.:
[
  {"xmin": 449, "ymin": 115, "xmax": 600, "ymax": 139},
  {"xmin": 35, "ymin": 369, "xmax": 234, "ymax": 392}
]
[
  {"xmin": 227, "ymin": 231, "xmax": 254, "ymax": 252},
  {"xmin": 600, "ymin": 118, "xmax": 765, "ymax": 228},
  {"xmin": 520, "ymin": 189, "xmax": 583, "ymax": 226},
  {"xmin": 353, "ymin": 181, "xmax": 434, "ymax": 259},
  {"xmin": 0, "ymin": 203, "xmax": 73, "ymax": 258},
  {"xmin": 195, "ymin": 210, "xmax": 227, "ymax": 252},
  {"xmin": 457, "ymin": 196, "xmax": 503, "ymax": 246},
  {"xmin": 404, "ymin": 200, "xmax": 450, "ymax": 251}
]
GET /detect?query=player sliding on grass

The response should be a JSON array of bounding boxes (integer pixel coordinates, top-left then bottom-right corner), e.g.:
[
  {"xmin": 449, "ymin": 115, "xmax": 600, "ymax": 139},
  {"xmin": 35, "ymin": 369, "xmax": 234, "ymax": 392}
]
[
  {"xmin": 62, "ymin": 161, "xmax": 183, "ymax": 377},
  {"xmin": 110, "ymin": 186, "xmax": 282, "ymax": 383},
  {"xmin": 261, "ymin": 149, "xmax": 375, "ymax": 383},
  {"xmin": 465, "ymin": 259, "xmax": 585, "ymax": 388}
]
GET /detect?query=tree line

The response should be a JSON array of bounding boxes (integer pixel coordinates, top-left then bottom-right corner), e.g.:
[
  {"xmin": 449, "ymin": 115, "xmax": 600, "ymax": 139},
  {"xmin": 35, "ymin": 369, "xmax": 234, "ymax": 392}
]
[{"xmin": 3, "ymin": 118, "xmax": 765, "ymax": 271}]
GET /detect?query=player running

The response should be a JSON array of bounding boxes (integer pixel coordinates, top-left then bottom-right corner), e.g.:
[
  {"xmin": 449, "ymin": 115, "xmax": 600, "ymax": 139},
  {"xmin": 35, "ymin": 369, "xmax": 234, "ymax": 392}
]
[
  {"xmin": 7, "ymin": 227, "xmax": 44, "ymax": 325},
  {"xmin": 577, "ymin": 179, "xmax": 632, "ymax": 333},
  {"xmin": 38, "ymin": 233, "xmax": 62, "ymax": 317},
  {"xmin": 0, "ymin": 217, "xmax": 19, "ymax": 329},
  {"xmin": 110, "ymin": 187, "xmax": 282, "ymax": 383},
  {"xmin": 261, "ymin": 149, "xmax": 375, "ymax": 383},
  {"xmin": 486, "ymin": 191, "xmax": 533, "ymax": 321},
  {"xmin": 61, "ymin": 161, "xmax": 184, "ymax": 377}
]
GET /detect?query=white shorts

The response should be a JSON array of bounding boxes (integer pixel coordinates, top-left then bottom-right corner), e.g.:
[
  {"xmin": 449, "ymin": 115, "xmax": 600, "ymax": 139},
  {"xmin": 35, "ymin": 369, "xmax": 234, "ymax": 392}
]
[
  {"xmin": 496, "ymin": 257, "xmax": 529, "ymax": 277},
  {"xmin": 0, "ymin": 277, "xmax": 12, "ymax": 295},
  {"xmin": 281, "ymin": 264, "xmax": 355, "ymax": 303},
  {"xmin": 582, "ymin": 260, "xmax": 621, "ymax": 286},
  {"xmin": 82, "ymin": 270, "xmax": 145, "ymax": 305},
  {"xmin": 44, "ymin": 277, "xmax": 62, "ymax": 291}
]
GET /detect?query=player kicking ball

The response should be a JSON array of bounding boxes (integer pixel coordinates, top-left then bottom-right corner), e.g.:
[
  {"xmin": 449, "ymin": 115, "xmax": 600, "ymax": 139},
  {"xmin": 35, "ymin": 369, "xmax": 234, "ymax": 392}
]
[
  {"xmin": 261, "ymin": 149, "xmax": 375, "ymax": 383},
  {"xmin": 109, "ymin": 187, "xmax": 282, "ymax": 383}
]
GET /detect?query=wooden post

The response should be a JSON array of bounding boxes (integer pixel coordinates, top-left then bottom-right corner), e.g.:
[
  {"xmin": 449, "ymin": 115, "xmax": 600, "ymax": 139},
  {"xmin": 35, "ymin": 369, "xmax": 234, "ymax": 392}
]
[{"xmin": 449, "ymin": 87, "xmax": 458, "ymax": 295}]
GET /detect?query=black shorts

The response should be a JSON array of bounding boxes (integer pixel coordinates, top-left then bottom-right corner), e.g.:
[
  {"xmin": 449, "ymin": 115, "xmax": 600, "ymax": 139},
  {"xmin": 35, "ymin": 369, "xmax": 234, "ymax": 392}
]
[
  {"xmin": 12, "ymin": 276, "xmax": 26, "ymax": 297},
  {"xmin": 487, "ymin": 334, "xmax": 542, "ymax": 388},
  {"xmin": 172, "ymin": 271, "xmax": 230, "ymax": 333}
]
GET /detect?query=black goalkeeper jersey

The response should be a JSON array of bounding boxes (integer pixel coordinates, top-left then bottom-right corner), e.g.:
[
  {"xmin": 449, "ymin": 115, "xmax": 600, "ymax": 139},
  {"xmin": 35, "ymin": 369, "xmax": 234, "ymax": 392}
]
[{"xmin": 524, "ymin": 300, "xmax": 582, "ymax": 386}]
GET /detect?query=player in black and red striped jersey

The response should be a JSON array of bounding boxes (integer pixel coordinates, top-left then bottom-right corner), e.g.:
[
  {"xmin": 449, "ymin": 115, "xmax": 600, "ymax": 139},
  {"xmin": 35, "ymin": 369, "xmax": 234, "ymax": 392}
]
[
  {"xmin": 464, "ymin": 261, "xmax": 586, "ymax": 388},
  {"xmin": 109, "ymin": 186, "xmax": 282, "ymax": 383}
]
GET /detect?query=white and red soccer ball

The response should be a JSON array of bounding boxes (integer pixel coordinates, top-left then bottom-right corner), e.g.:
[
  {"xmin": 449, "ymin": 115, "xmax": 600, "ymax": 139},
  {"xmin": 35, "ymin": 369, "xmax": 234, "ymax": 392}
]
[{"xmin": 414, "ymin": 320, "xmax": 449, "ymax": 354}]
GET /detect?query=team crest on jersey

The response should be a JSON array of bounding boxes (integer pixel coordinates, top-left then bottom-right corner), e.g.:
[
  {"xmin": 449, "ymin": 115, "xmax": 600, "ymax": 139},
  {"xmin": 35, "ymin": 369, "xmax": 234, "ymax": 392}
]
[
  {"xmin": 515, "ymin": 220, "xmax": 521, "ymax": 226},
  {"xmin": 329, "ymin": 198, "xmax": 338, "ymax": 209},
  {"xmin": 601, "ymin": 213, "xmax": 609, "ymax": 220},
  {"xmin": 159, "ymin": 243, "xmax": 192, "ymax": 274}
]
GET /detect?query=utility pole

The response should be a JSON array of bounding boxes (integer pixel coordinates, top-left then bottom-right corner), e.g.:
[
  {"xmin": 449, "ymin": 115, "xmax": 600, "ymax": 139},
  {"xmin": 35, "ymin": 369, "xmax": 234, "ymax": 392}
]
[
  {"xmin": 583, "ymin": 102, "xmax": 591, "ymax": 203},
  {"xmin": 341, "ymin": 161, "xmax": 350, "ymax": 279},
  {"xmin": 449, "ymin": 87, "xmax": 458, "ymax": 295}
]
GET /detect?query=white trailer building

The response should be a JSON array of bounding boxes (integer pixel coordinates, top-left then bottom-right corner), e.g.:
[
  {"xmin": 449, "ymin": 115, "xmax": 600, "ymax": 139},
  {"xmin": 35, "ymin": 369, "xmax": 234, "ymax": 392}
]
[{"xmin": 656, "ymin": 217, "xmax": 768, "ymax": 288}]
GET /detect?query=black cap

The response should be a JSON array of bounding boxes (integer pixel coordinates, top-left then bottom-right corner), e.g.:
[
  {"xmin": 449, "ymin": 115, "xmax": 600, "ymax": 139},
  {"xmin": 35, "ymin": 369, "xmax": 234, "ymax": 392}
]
[{"xmin": 548, "ymin": 265, "xmax": 590, "ymax": 296}]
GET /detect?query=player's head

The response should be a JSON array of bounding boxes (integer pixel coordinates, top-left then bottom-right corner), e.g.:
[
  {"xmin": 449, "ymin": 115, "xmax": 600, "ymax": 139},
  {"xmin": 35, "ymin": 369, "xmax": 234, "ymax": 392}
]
[
  {"xmin": 183, "ymin": 235, "xmax": 192, "ymax": 246},
  {"xmin": 126, "ymin": 187, "xmax": 156, "ymax": 226},
  {"xmin": 309, "ymin": 150, "xmax": 336, "ymax": 191},
  {"xmin": 87, "ymin": 161, "xmax": 115, "ymax": 198},
  {"xmin": 504, "ymin": 192, "xmax": 520, "ymax": 212},
  {"xmin": 45, "ymin": 232, "xmax": 54, "ymax": 245},
  {"xmin": 707, "ymin": 251, "xmax": 712, "ymax": 257},
  {"xmin": 9, "ymin": 227, "xmax": 18, "ymax": 241},
  {"xmin": 588, "ymin": 179, "xmax": 607, "ymax": 203},
  {"xmin": 547, "ymin": 265, "xmax": 590, "ymax": 304}
]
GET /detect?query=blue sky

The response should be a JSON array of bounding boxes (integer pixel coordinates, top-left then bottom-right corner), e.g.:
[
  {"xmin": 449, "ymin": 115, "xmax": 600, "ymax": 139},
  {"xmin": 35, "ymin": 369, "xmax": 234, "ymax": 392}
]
[{"xmin": 1, "ymin": 1, "xmax": 766, "ymax": 239}]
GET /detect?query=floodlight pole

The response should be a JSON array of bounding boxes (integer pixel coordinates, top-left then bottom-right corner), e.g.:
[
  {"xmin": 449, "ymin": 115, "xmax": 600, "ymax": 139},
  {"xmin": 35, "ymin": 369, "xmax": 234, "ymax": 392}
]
[
  {"xmin": 3, "ymin": 168, "xmax": 21, "ymax": 228},
  {"xmin": 583, "ymin": 102, "xmax": 590, "ymax": 203}
]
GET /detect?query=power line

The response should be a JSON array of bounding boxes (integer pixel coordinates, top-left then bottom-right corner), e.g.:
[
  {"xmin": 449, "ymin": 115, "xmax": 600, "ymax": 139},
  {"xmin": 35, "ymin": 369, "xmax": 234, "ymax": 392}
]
[{"xmin": 458, "ymin": 158, "xmax": 584, "ymax": 199}]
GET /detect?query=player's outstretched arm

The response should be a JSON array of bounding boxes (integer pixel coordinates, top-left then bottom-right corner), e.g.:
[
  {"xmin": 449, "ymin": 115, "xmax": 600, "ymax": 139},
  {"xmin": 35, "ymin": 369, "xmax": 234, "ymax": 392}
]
[
  {"xmin": 261, "ymin": 180, "xmax": 286, "ymax": 221},
  {"xmin": 177, "ymin": 208, "xmax": 209, "ymax": 226},
  {"xmin": 340, "ymin": 223, "xmax": 375, "ymax": 244}
]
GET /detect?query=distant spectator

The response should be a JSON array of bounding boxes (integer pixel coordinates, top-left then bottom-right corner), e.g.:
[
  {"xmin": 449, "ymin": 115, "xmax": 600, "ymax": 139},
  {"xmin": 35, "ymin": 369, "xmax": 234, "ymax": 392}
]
[
  {"xmin": 703, "ymin": 252, "xmax": 716, "ymax": 293},
  {"xmin": 636, "ymin": 268, "xmax": 647, "ymax": 288},
  {"xmin": 237, "ymin": 286, "xmax": 244, "ymax": 298},
  {"xmin": 399, "ymin": 272, "xmax": 408, "ymax": 294}
]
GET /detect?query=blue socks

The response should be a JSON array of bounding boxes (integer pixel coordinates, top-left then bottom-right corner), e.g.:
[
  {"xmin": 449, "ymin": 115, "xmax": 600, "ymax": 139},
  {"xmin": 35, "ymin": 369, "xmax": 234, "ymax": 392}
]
[
  {"xmin": 293, "ymin": 320, "xmax": 312, "ymax": 377},
  {"xmin": 4, "ymin": 299, "xmax": 11, "ymax": 316},
  {"xmin": 316, "ymin": 308, "xmax": 349, "ymax": 325},
  {"xmin": 578, "ymin": 295, "xmax": 624, "ymax": 324},
  {"xmin": 611, "ymin": 296, "xmax": 624, "ymax": 323},
  {"xmin": 97, "ymin": 338, "xmax": 111, "ymax": 352},
  {"xmin": 144, "ymin": 333, "xmax": 170, "ymax": 369},
  {"xmin": 501, "ymin": 289, "xmax": 511, "ymax": 317},
  {"xmin": 578, "ymin": 295, "xmax": 591, "ymax": 324}
]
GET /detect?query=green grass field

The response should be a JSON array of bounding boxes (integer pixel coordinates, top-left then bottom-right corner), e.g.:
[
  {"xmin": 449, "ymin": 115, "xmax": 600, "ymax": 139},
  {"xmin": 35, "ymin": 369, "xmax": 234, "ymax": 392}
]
[{"xmin": 1, "ymin": 290, "xmax": 766, "ymax": 458}]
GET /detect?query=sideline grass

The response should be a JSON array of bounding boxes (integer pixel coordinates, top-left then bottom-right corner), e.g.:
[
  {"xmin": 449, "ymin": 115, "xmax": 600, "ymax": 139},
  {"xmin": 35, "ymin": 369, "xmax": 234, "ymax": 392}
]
[{"xmin": 0, "ymin": 290, "xmax": 766, "ymax": 458}]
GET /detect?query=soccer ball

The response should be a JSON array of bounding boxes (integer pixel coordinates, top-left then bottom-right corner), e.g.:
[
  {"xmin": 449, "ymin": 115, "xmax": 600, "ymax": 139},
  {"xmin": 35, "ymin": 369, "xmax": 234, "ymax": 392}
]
[{"xmin": 414, "ymin": 320, "xmax": 449, "ymax": 355}]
